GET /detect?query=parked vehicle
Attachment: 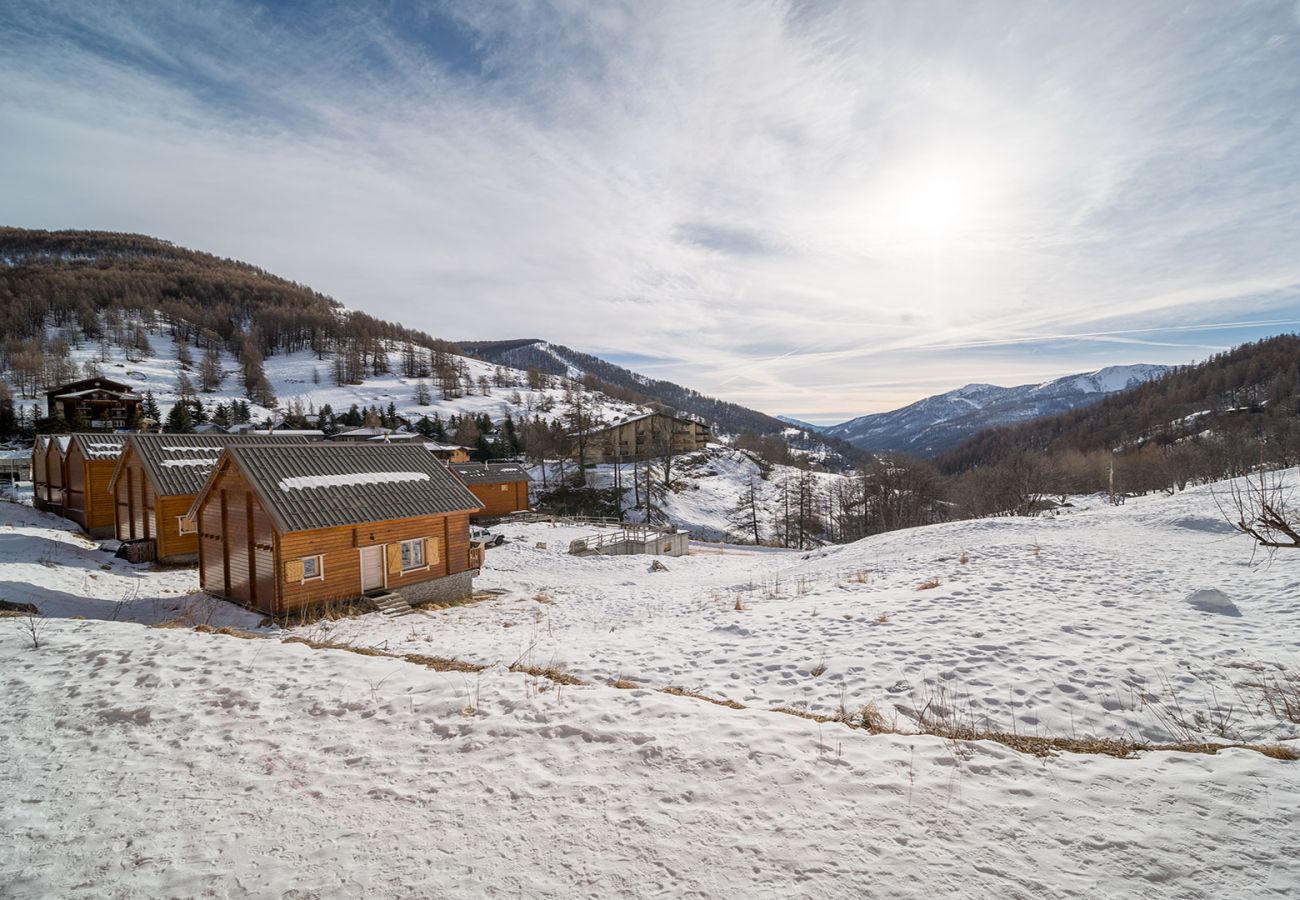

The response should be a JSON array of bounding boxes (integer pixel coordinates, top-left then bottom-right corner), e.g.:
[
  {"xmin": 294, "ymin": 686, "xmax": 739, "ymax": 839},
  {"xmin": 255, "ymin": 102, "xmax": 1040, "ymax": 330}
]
[{"xmin": 470, "ymin": 525, "xmax": 505, "ymax": 547}]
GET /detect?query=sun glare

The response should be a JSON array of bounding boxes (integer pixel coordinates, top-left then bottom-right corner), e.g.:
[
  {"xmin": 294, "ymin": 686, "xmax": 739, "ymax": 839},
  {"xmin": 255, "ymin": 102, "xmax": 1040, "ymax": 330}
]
[{"xmin": 887, "ymin": 154, "xmax": 992, "ymax": 246}]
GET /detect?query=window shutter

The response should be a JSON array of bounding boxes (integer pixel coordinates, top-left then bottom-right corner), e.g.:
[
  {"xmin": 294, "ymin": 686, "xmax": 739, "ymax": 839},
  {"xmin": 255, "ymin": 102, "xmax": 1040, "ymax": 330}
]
[
  {"xmin": 386, "ymin": 543, "xmax": 402, "ymax": 575},
  {"xmin": 284, "ymin": 559, "xmax": 304, "ymax": 583},
  {"xmin": 424, "ymin": 536, "xmax": 442, "ymax": 566}
]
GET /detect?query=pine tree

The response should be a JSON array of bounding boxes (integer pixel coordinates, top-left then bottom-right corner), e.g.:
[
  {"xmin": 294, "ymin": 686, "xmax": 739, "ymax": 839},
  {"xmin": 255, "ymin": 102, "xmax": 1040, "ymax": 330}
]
[
  {"xmin": 165, "ymin": 403, "xmax": 194, "ymax": 433},
  {"xmin": 142, "ymin": 390, "xmax": 161, "ymax": 423}
]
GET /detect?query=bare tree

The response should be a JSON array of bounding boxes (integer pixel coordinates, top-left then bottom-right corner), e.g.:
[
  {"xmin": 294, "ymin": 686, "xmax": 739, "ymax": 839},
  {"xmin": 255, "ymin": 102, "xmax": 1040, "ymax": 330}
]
[{"xmin": 1221, "ymin": 468, "xmax": 1300, "ymax": 550}]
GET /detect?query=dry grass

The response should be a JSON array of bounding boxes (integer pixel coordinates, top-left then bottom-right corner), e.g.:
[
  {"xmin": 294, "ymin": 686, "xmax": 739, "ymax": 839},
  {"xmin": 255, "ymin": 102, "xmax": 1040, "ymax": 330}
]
[
  {"xmin": 1, "ymin": 599, "xmax": 39, "ymax": 616},
  {"xmin": 916, "ymin": 577, "xmax": 942, "ymax": 591},
  {"xmin": 874, "ymin": 613, "xmax": 891, "ymax": 625},
  {"xmin": 533, "ymin": 592, "xmax": 554, "ymax": 605},
  {"xmin": 1248, "ymin": 668, "xmax": 1300, "ymax": 725},
  {"xmin": 661, "ymin": 686, "xmax": 746, "ymax": 709},
  {"xmin": 273, "ymin": 597, "xmax": 379, "ymax": 627},
  {"xmin": 509, "ymin": 661, "xmax": 588, "ymax": 685},
  {"xmin": 608, "ymin": 678, "xmax": 640, "ymax": 690},
  {"xmin": 847, "ymin": 569, "xmax": 872, "ymax": 585},
  {"xmin": 733, "ymin": 594, "xmax": 746, "ymax": 611},
  {"xmin": 405, "ymin": 653, "xmax": 486, "ymax": 674},
  {"xmin": 958, "ymin": 550, "xmax": 970, "ymax": 565}
]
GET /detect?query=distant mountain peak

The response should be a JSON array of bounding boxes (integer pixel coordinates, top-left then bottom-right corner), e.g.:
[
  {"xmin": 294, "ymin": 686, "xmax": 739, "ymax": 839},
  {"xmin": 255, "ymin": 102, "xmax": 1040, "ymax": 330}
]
[{"xmin": 825, "ymin": 364, "xmax": 1170, "ymax": 457}]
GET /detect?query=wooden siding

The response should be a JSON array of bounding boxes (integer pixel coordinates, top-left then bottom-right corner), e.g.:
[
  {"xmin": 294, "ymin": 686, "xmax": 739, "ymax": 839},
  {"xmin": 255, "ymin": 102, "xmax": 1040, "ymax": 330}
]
[
  {"xmin": 276, "ymin": 511, "xmax": 473, "ymax": 614},
  {"xmin": 44, "ymin": 442, "xmax": 66, "ymax": 510},
  {"xmin": 32, "ymin": 445, "xmax": 48, "ymax": 510},
  {"xmin": 63, "ymin": 442, "xmax": 88, "ymax": 528},
  {"xmin": 195, "ymin": 461, "xmax": 276, "ymax": 613},
  {"xmin": 63, "ymin": 445, "xmax": 118, "ymax": 533},
  {"xmin": 112, "ymin": 444, "xmax": 200, "ymax": 561},
  {"xmin": 466, "ymin": 480, "xmax": 529, "ymax": 516}
]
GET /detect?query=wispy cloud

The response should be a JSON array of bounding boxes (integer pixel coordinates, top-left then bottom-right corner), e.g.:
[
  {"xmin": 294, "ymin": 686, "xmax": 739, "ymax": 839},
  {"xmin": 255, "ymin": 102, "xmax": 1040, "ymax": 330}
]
[{"xmin": 3, "ymin": 1, "xmax": 1300, "ymax": 421}]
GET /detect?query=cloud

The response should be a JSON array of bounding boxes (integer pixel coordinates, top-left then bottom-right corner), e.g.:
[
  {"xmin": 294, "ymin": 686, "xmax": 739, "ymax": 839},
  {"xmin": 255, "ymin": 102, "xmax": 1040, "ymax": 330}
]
[{"xmin": 3, "ymin": 0, "xmax": 1300, "ymax": 420}]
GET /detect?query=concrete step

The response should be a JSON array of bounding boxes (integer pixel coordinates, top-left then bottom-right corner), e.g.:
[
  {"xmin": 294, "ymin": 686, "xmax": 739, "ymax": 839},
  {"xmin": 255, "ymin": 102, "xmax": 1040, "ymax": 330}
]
[{"xmin": 371, "ymin": 593, "xmax": 417, "ymax": 618}]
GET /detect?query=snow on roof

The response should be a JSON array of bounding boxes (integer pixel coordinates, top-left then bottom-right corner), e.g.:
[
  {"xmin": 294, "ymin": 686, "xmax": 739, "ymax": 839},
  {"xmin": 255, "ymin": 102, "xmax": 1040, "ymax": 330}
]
[
  {"xmin": 278, "ymin": 471, "xmax": 431, "ymax": 491},
  {"xmin": 161, "ymin": 458, "xmax": 221, "ymax": 468},
  {"xmin": 54, "ymin": 388, "xmax": 141, "ymax": 400}
]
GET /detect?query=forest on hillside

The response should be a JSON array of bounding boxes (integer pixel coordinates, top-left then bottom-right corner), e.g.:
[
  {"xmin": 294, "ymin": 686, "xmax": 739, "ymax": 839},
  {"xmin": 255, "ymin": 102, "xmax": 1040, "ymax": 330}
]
[
  {"xmin": 460, "ymin": 339, "xmax": 820, "ymax": 441},
  {"xmin": 0, "ymin": 228, "xmax": 461, "ymax": 408}
]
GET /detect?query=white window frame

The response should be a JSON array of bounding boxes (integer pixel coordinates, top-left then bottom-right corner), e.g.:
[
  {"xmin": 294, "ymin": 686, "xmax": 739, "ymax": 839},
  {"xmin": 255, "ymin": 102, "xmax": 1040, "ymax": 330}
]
[
  {"xmin": 177, "ymin": 515, "xmax": 197, "ymax": 536},
  {"xmin": 399, "ymin": 538, "xmax": 427, "ymax": 572},
  {"xmin": 301, "ymin": 554, "xmax": 325, "ymax": 581}
]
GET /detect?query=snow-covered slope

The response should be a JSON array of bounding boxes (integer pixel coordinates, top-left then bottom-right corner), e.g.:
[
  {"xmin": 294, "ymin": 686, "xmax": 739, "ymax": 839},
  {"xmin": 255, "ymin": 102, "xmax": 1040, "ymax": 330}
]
[
  {"xmin": 3, "ymin": 471, "xmax": 1298, "ymax": 897},
  {"xmin": 535, "ymin": 446, "xmax": 846, "ymax": 540},
  {"xmin": 827, "ymin": 364, "xmax": 1170, "ymax": 457},
  {"xmin": 8, "ymin": 319, "xmax": 645, "ymax": 433}
]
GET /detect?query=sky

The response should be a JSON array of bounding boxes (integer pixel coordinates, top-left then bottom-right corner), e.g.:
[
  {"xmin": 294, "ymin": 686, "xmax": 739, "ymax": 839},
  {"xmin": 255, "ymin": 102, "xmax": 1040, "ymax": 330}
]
[{"xmin": 4, "ymin": 1, "xmax": 1300, "ymax": 424}]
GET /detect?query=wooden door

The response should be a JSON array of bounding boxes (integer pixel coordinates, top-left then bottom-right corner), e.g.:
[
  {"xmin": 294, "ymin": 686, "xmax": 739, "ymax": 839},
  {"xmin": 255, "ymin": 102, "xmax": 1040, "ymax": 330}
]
[{"xmin": 360, "ymin": 545, "xmax": 385, "ymax": 592}]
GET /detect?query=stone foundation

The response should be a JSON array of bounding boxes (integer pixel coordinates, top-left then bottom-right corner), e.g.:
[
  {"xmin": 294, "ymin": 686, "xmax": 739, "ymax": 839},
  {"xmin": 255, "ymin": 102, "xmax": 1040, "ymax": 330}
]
[{"xmin": 395, "ymin": 570, "xmax": 476, "ymax": 605}]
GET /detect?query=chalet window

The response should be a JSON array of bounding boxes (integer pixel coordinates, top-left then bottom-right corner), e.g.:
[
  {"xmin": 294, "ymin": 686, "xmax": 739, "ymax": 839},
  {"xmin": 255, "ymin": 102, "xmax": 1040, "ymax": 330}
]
[
  {"xmin": 399, "ymin": 539, "xmax": 425, "ymax": 571},
  {"xmin": 301, "ymin": 555, "xmax": 324, "ymax": 580},
  {"xmin": 177, "ymin": 516, "xmax": 197, "ymax": 535}
]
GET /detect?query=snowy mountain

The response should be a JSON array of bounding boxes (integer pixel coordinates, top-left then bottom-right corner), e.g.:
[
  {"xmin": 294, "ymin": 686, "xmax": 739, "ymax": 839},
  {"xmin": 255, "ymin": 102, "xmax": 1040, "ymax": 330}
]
[
  {"xmin": 825, "ymin": 364, "xmax": 1171, "ymax": 457},
  {"xmin": 462, "ymin": 339, "xmax": 796, "ymax": 439}
]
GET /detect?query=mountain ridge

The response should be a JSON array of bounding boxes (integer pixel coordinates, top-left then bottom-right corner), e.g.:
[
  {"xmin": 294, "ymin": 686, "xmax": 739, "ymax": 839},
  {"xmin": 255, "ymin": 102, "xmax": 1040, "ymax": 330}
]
[{"xmin": 824, "ymin": 364, "xmax": 1171, "ymax": 457}]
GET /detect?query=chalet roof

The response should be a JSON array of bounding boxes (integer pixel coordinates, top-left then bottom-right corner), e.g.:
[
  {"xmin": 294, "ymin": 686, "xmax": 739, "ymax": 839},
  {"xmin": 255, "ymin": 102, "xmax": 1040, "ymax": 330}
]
[
  {"xmin": 68, "ymin": 433, "xmax": 130, "ymax": 461},
  {"xmin": 331, "ymin": 426, "xmax": 416, "ymax": 440},
  {"xmin": 422, "ymin": 441, "xmax": 469, "ymax": 453},
  {"xmin": 573, "ymin": 411, "xmax": 710, "ymax": 437},
  {"xmin": 450, "ymin": 462, "xmax": 533, "ymax": 485},
  {"xmin": 112, "ymin": 433, "xmax": 326, "ymax": 497},
  {"xmin": 46, "ymin": 377, "xmax": 132, "ymax": 398},
  {"xmin": 206, "ymin": 443, "xmax": 482, "ymax": 534},
  {"xmin": 53, "ymin": 435, "xmax": 73, "ymax": 454},
  {"xmin": 54, "ymin": 387, "xmax": 142, "ymax": 401}
]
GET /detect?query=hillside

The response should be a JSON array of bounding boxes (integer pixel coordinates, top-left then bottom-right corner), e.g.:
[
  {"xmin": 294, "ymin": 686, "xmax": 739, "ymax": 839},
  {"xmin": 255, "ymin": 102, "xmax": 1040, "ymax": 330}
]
[
  {"xmin": 938, "ymin": 334, "xmax": 1300, "ymax": 494},
  {"xmin": 4, "ymin": 473, "xmax": 1298, "ymax": 897},
  {"xmin": 459, "ymin": 339, "xmax": 853, "ymax": 453},
  {"xmin": 825, "ymin": 364, "xmax": 1169, "ymax": 457}
]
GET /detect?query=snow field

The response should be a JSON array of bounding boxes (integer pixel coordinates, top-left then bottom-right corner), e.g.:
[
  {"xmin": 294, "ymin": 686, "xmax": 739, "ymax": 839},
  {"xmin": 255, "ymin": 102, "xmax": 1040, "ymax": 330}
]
[
  {"xmin": 305, "ymin": 477, "xmax": 1300, "ymax": 746},
  {"xmin": 3, "ymin": 620, "xmax": 1297, "ymax": 899}
]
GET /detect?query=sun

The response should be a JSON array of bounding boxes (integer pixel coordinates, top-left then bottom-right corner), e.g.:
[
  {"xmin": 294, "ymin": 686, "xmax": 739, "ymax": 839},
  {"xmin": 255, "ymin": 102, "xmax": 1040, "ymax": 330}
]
[{"xmin": 887, "ymin": 154, "xmax": 990, "ymax": 246}]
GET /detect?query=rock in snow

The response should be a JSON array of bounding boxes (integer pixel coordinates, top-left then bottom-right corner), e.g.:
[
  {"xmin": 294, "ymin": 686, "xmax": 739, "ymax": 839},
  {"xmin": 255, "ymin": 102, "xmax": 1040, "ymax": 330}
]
[{"xmin": 1185, "ymin": 588, "xmax": 1242, "ymax": 617}]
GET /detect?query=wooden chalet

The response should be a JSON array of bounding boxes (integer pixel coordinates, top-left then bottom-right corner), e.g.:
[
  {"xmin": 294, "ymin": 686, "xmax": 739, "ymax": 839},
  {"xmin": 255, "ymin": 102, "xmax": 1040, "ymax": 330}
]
[
  {"xmin": 578, "ymin": 412, "xmax": 712, "ymax": 464},
  {"xmin": 423, "ymin": 441, "xmax": 472, "ymax": 463},
  {"xmin": 190, "ymin": 443, "xmax": 484, "ymax": 616},
  {"xmin": 41, "ymin": 435, "xmax": 73, "ymax": 513},
  {"xmin": 31, "ymin": 436, "xmax": 52, "ymax": 511},
  {"xmin": 62, "ymin": 433, "xmax": 130, "ymax": 537},
  {"xmin": 450, "ymin": 462, "xmax": 532, "ymax": 517},
  {"xmin": 46, "ymin": 377, "xmax": 141, "ymax": 430},
  {"xmin": 108, "ymin": 434, "xmax": 323, "ymax": 564}
]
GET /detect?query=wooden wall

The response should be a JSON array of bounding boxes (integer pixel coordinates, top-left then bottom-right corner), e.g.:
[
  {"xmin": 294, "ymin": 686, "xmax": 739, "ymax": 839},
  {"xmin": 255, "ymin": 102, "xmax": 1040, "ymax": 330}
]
[
  {"xmin": 112, "ymin": 450, "xmax": 155, "ymax": 545},
  {"xmin": 195, "ymin": 462, "xmax": 275, "ymax": 613},
  {"xmin": 63, "ymin": 446, "xmax": 118, "ymax": 533},
  {"xmin": 32, "ymin": 444, "xmax": 47, "ymax": 510},
  {"xmin": 44, "ymin": 442, "xmax": 65, "ymax": 510},
  {"xmin": 277, "ymin": 512, "xmax": 473, "ymax": 614},
  {"xmin": 467, "ymin": 480, "xmax": 528, "ymax": 516}
]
